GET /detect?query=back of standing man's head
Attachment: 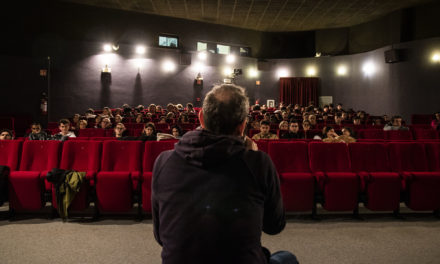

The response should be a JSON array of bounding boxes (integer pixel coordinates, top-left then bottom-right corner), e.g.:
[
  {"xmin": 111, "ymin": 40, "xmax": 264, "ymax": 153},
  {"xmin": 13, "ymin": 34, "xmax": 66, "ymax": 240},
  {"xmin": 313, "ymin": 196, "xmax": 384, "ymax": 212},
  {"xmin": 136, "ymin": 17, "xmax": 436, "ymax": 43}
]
[{"xmin": 202, "ymin": 84, "xmax": 249, "ymax": 135}]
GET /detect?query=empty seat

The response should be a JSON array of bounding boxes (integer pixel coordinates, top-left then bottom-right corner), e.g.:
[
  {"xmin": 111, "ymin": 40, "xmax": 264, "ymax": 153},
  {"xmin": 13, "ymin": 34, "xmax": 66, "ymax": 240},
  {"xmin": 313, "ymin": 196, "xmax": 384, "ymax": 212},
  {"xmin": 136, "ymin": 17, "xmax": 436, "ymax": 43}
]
[
  {"xmin": 309, "ymin": 142, "xmax": 359, "ymax": 212},
  {"xmin": 9, "ymin": 141, "xmax": 61, "ymax": 211},
  {"xmin": 268, "ymin": 141, "xmax": 315, "ymax": 212},
  {"xmin": 413, "ymin": 129, "xmax": 439, "ymax": 140},
  {"xmin": 142, "ymin": 140, "xmax": 177, "ymax": 212},
  {"xmin": 386, "ymin": 130, "xmax": 413, "ymax": 141},
  {"xmin": 425, "ymin": 142, "xmax": 440, "ymax": 172},
  {"xmin": 359, "ymin": 129, "xmax": 385, "ymax": 140},
  {"xmin": 349, "ymin": 143, "xmax": 401, "ymax": 211},
  {"xmin": 96, "ymin": 141, "xmax": 143, "ymax": 212},
  {"xmin": 52, "ymin": 140, "xmax": 103, "ymax": 212},
  {"xmin": 0, "ymin": 140, "xmax": 22, "ymax": 171},
  {"xmin": 78, "ymin": 128, "xmax": 106, "ymax": 137},
  {"xmin": 388, "ymin": 142, "xmax": 440, "ymax": 211}
]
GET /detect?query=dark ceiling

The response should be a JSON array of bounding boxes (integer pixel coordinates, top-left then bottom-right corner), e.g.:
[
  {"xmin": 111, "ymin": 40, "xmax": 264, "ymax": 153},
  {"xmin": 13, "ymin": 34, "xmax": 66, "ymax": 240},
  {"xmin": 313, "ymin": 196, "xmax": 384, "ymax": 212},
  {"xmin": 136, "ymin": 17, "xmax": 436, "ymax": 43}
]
[{"xmin": 61, "ymin": 0, "xmax": 433, "ymax": 32}]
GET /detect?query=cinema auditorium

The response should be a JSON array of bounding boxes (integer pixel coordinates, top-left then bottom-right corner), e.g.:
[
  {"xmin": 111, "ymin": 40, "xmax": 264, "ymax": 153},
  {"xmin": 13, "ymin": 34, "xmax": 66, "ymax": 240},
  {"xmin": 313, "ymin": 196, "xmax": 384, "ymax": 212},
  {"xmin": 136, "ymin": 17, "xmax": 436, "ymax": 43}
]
[{"xmin": 1, "ymin": 0, "xmax": 440, "ymax": 263}]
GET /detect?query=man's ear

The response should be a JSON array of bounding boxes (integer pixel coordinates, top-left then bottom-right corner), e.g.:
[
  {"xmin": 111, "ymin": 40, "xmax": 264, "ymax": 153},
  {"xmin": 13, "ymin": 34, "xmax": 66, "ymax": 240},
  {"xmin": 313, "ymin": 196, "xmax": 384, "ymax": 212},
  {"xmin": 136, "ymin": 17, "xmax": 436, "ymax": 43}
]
[
  {"xmin": 198, "ymin": 111, "xmax": 205, "ymax": 129},
  {"xmin": 237, "ymin": 119, "xmax": 247, "ymax": 136}
]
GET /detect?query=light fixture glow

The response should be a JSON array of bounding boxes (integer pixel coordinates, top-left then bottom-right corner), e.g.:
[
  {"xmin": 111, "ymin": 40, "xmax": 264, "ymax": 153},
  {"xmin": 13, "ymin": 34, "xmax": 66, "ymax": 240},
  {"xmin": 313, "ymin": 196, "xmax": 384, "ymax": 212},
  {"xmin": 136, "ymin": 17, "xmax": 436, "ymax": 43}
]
[
  {"xmin": 306, "ymin": 67, "xmax": 316, "ymax": 76},
  {"xmin": 198, "ymin": 52, "xmax": 207, "ymax": 61},
  {"xmin": 194, "ymin": 62, "xmax": 205, "ymax": 72},
  {"xmin": 136, "ymin": 46, "xmax": 146, "ymax": 54},
  {"xmin": 223, "ymin": 67, "xmax": 233, "ymax": 76},
  {"xmin": 226, "ymin": 54, "xmax": 235, "ymax": 64},
  {"xmin": 337, "ymin": 65, "xmax": 347, "ymax": 76},
  {"xmin": 432, "ymin": 53, "xmax": 440, "ymax": 62},
  {"xmin": 277, "ymin": 68, "xmax": 289, "ymax": 78},
  {"xmin": 162, "ymin": 60, "xmax": 176, "ymax": 72},
  {"xmin": 103, "ymin": 44, "xmax": 112, "ymax": 52},
  {"xmin": 248, "ymin": 68, "xmax": 258, "ymax": 78},
  {"xmin": 362, "ymin": 62, "xmax": 376, "ymax": 76}
]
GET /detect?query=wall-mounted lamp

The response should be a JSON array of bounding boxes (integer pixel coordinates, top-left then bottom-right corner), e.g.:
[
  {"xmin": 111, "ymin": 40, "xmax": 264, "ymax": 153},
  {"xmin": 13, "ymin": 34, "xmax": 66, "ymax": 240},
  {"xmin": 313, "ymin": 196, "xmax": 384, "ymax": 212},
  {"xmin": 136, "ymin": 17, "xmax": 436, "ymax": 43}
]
[{"xmin": 432, "ymin": 53, "xmax": 440, "ymax": 63}]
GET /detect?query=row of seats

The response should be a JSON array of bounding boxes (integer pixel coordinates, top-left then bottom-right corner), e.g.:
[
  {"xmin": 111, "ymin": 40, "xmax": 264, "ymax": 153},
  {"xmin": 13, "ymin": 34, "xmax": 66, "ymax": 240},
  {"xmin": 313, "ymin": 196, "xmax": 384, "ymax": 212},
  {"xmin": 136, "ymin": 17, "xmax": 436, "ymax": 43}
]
[
  {"xmin": 1, "ymin": 140, "xmax": 439, "ymax": 217},
  {"xmin": 248, "ymin": 128, "xmax": 440, "ymax": 140}
]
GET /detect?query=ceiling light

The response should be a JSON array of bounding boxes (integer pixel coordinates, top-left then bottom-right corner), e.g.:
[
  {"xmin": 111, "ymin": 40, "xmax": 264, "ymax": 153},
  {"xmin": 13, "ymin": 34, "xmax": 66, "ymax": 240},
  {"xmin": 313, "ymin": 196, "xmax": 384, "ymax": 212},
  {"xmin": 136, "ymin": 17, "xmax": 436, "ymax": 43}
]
[
  {"xmin": 198, "ymin": 52, "xmax": 207, "ymax": 60},
  {"xmin": 103, "ymin": 44, "xmax": 112, "ymax": 52},
  {"xmin": 362, "ymin": 62, "xmax": 375, "ymax": 76},
  {"xmin": 306, "ymin": 67, "xmax": 316, "ymax": 76},
  {"xmin": 162, "ymin": 60, "xmax": 176, "ymax": 72},
  {"xmin": 337, "ymin": 65, "xmax": 347, "ymax": 76},
  {"xmin": 136, "ymin": 46, "xmax": 146, "ymax": 54},
  {"xmin": 277, "ymin": 68, "xmax": 289, "ymax": 78},
  {"xmin": 248, "ymin": 68, "xmax": 258, "ymax": 78},
  {"xmin": 432, "ymin": 53, "xmax": 440, "ymax": 62},
  {"xmin": 226, "ymin": 54, "xmax": 235, "ymax": 64},
  {"xmin": 223, "ymin": 67, "xmax": 233, "ymax": 76}
]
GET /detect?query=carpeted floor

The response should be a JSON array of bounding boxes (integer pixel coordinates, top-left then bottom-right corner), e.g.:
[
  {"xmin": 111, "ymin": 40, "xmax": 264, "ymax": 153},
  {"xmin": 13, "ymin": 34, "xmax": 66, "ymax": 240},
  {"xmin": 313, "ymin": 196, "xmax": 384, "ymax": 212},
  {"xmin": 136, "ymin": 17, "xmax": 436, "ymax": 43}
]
[{"xmin": 1, "ymin": 205, "xmax": 440, "ymax": 264}]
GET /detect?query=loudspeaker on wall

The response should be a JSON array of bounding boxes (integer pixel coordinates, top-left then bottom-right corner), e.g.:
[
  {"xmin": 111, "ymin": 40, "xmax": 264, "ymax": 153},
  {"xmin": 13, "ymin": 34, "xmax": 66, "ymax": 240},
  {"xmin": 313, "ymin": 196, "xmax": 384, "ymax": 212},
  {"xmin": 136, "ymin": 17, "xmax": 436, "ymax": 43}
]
[{"xmin": 180, "ymin": 53, "xmax": 191, "ymax": 65}]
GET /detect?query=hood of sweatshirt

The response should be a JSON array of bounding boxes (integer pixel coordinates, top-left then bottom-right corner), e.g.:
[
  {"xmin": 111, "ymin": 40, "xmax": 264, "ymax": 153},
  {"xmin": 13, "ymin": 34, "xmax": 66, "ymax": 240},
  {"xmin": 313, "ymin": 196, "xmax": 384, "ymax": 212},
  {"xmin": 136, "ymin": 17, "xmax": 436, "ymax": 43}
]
[{"xmin": 174, "ymin": 129, "xmax": 245, "ymax": 168}]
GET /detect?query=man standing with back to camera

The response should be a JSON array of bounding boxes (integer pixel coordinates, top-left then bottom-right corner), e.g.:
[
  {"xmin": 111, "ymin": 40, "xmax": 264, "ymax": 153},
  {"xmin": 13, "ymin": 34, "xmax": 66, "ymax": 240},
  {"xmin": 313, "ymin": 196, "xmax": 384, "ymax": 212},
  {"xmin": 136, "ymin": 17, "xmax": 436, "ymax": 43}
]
[{"xmin": 152, "ymin": 84, "xmax": 298, "ymax": 264}]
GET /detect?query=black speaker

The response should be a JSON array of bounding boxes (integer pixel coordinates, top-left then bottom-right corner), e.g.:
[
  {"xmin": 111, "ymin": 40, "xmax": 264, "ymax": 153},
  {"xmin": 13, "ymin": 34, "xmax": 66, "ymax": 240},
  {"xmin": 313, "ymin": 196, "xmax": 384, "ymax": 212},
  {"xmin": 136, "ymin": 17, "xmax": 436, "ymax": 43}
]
[
  {"xmin": 384, "ymin": 49, "xmax": 401, "ymax": 63},
  {"xmin": 257, "ymin": 61, "xmax": 272, "ymax": 71},
  {"xmin": 180, "ymin": 53, "xmax": 191, "ymax": 65}
]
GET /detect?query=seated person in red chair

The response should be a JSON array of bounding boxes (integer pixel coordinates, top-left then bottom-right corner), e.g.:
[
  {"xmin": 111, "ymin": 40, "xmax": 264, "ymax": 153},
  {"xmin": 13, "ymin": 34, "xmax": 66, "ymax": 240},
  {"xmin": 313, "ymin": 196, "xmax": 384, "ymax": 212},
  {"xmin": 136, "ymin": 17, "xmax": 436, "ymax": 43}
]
[
  {"xmin": 0, "ymin": 129, "xmax": 13, "ymax": 140},
  {"xmin": 383, "ymin": 115, "xmax": 409, "ymax": 131},
  {"xmin": 53, "ymin": 119, "xmax": 76, "ymax": 141},
  {"xmin": 252, "ymin": 120, "xmax": 278, "ymax": 140}
]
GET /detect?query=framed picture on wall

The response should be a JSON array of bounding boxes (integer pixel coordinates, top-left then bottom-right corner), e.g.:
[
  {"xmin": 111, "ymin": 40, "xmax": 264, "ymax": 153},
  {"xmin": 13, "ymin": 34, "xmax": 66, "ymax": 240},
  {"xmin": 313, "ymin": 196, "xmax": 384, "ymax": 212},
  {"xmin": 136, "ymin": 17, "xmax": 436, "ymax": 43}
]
[{"xmin": 267, "ymin": 99, "xmax": 275, "ymax": 108}]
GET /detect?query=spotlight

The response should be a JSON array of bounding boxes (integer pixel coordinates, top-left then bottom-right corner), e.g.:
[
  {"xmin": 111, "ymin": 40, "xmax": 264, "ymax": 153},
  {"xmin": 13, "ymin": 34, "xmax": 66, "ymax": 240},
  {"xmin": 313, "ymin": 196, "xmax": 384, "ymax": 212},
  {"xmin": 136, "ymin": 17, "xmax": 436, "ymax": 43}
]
[
  {"xmin": 277, "ymin": 68, "xmax": 289, "ymax": 78},
  {"xmin": 306, "ymin": 67, "xmax": 316, "ymax": 76},
  {"xmin": 194, "ymin": 62, "xmax": 205, "ymax": 72},
  {"xmin": 362, "ymin": 62, "xmax": 375, "ymax": 76},
  {"xmin": 337, "ymin": 65, "xmax": 347, "ymax": 76},
  {"xmin": 226, "ymin": 54, "xmax": 235, "ymax": 64},
  {"xmin": 249, "ymin": 68, "xmax": 258, "ymax": 78},
  {"xmin": 198, "ymin": 52, "xmax": 207, "ymax": 61},
  {"xmin": 162, "ymin": 60, "xmax": 176, "ymax": 72},
  {"xmin": 103, "ymin": 44, "xmax": 112, "ymax": 52},
  {"xmin": 136, "ymin": 46, "xmax": 146, "ymax": 54},
  {"xmin": 223, "ymin": 67, "xmax": 233, "ymax": 76},
  {"xmin": 432, "ymin": 53, "xmax": 440, "ymax": 62}
]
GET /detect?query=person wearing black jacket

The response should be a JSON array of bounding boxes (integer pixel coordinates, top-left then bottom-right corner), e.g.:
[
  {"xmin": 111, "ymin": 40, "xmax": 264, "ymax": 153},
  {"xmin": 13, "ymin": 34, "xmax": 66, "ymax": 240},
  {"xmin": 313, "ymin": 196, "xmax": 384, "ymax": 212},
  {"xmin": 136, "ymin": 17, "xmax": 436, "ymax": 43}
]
[
  {"xmin": 281, "ymin": 120, "xmax": 303, "ymax": 140},
  {"xmin": 152, "ymin": 84, "xmax": 298, "ymax": 264}
]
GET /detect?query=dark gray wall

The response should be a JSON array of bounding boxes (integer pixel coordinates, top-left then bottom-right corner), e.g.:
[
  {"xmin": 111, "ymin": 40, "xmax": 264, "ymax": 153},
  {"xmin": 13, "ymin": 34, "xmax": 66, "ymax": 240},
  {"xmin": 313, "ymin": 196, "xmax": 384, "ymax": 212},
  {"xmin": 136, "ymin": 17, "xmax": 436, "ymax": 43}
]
[{"xmin": 258, "ymin": 37, "xmax": 440, "ymax": 122}]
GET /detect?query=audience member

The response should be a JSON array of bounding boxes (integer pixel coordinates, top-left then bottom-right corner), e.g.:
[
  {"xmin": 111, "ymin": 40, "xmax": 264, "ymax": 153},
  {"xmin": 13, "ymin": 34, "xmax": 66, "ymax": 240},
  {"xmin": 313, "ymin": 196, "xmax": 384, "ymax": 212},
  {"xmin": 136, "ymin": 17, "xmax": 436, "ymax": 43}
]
[
  {"xmin": 85, "ymin": 108, "xmax": 96, "ymax": 119},
  {"xmin": 99, "ymin": 118, "xmax": 112, "ymax": 129},
  {"xmin": 383, "ymin": 115, "xmax": 409, "ymax": 131},
  {"xmin": 114, "ymin": 114, "xmax": 123, "ymax": 124},
  {"xmin": 102, "ymin": 107, "xmax": 114, "ymax": 118},
  {"xmin": 139, "ymin": 122, "xmax": 157, "ymax": 141},
  {"xmin": 431, "ymin": 112, "xmax": 440, "ymax": 130},
  {"xmin": 114, "ymin": 123, "xmax": 127, "ymax": 138},
  {"xmin": 79, "ymin": 119, "xmax": 88, "ymax": 129},
  {"xmin": 152, "ymin": 84, "xmax": 296, "ymax": 264},
  {"xmin": 278, "ymin": 121, "xmax": 289, "ymax": 130},
  {"xmin": 339, "ymin": 127, "xmax": 357, "ymax": 143},
  {"xmin": 53, "ymin": 119, "xmax": 76, "ymax": 141},
  {"xmin": 28, "ymin": 122, "xmax": 48, "ymax": 140},
  {"xmin": 322, "ymin": 126, "xmax": 342, "ymax": 143},
  {"xmin": 252, "ymin": 120, "xmax": 279, "ymax": 140},
  {"xmin": 0, "ymin": 129, "xmax": 13, "ymax": 140},
  {"xmin": 135, "ymin": 113, "xmax": 144, "ymax": 124},
  {"xmin": 171, "ymin": 125, "xmax": 183, "ymax": 139},
  {"xmin": 281, "ymin": 121, "xmax": 303, "ymax": 139}
]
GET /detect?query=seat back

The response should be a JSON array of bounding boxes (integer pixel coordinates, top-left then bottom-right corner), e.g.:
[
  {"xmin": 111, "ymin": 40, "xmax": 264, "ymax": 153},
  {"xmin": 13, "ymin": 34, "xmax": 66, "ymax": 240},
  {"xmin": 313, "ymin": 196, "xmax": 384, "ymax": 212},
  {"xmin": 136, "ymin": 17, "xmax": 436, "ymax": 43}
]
[
  {"xmin": 0, "ymin": 140, "xmax": 22, "ymax": 171},
  {"xmin": 268, "ymin": 141, "xmax": 310, "ymax": 173},
  {"xmin": 60, "ymin": 140, "xmax": 102, "ymax": 172},
  {"xmin": 349, "ymin": 142, "xmax": 390, "ymax": 172},
  {"xmin": 425, "ymin": 142, "xmax": 440, "ymax": 172},
  {"xmin": 413, "ymin": 129, "xmax": 439, "ymax": 140},
  {"xmin": 388, "ymin": 142, "xmax": 428, "ymax": 172},
  {"xmin": 78, "ymin": 128, "xmax": 106, "ymax": 137},
  {"xmin": 359, "ymin": 129, "xmax": 385, "ymax": 140},
  {"xmin": 19, "ymin": 141, "xmax": 61, "ymax": 171},
  {"xmin": 101, "ymin": 141, "xmax": 143, "ymax": 171},
  {"xmin": 143, "ymin": 140, "xmax": 177, "ymax": 171},
  {"xmin": 309, "ymin": 142, "xmax": 351, "ymax": 172},
  {"xmin": 386, "ymin": 130, "xmax": 413, "ymax": 141}
]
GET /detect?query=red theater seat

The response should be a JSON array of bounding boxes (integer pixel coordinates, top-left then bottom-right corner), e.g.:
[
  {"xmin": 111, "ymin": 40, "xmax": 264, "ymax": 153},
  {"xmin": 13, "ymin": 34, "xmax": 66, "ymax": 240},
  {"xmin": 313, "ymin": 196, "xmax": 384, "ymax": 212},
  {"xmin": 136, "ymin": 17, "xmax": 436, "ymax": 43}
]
[
  {"xmin": 96, "ymin": 141, "xmax": 143, "ymax": 213},
  {"xmin": 359, "ymin": 129, "xmax": 385, "ymax": 140},
  {"xmin": 52, "ymin": 140, "xmax": 103, "ymax": 211},
  {"xmin": 268, "ymin": 141, "xmax": 314, "ymax": 212},
  {"xmin": 349, "ymin": 143, "xmax": 401, "ymax": 211},
  {"xmin": 386, "ymin": 130, "xmax": 413, "ymax": 141},
  {"xmin": 142, "ymin": 140, "xmax": 177, "ymax": 212},
  {"xmin": 78, "ymin": 128, "xmax": 106, "ymax": 137},
  {"xmin": 9, "ymin": 141, "xmax": 61, "ymax": 211},
  {"xmin": 388, "ymin": 142, "xmax": 440, "ymax": 211},
  {"xmin": 0, "ymin": 140, "xmax": 22, "ymax": 171},
  {"xmin": 413, "ymin": 129, "xmax": 439, "ymax": 140},
  {"xmin": 309, "ymin": 142, "xmax": 359, "ymax": 212}
]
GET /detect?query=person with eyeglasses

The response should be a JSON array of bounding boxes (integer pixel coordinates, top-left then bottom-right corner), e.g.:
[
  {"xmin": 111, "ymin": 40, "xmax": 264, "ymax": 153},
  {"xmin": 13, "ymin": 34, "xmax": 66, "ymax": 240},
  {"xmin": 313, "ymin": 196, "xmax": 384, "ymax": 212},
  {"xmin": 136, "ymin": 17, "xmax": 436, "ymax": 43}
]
[
  {"xmin": 113, "ymin": 123, "xmax": 127, "ymax": 139},
  {"xmin": 280, "ymin": 120, "xmax": 303, "ymax": 139},
  {"xmin": 28, "ymin": 122, "xmax": 49, "ymax": 140}
]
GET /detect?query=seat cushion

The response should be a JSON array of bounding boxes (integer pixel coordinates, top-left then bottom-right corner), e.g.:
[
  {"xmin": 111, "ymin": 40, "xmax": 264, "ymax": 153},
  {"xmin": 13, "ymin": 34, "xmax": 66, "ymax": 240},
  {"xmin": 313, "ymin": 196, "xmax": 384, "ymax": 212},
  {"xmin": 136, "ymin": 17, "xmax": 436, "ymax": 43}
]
[
  {"xmin": 96, "ymin": 172, "xmax": 133, "ymax": 212},
  {"xmin": 322, "ymin": 172, "xmax": 359, "ymax": 211},
  {"xmin": 404, "ymin": 172, "xmax": 440, "ymax": 211},
  {"xmin": 9, "ymin": 171, "xmax": 44, "ymax": 211},
  {"xmin": 362, "ymin": 172, "xmax": 401, "ymax": 211},
  {"xmin": 280, "ymin": 172, "xmax": 315, "ymax": 212}
]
